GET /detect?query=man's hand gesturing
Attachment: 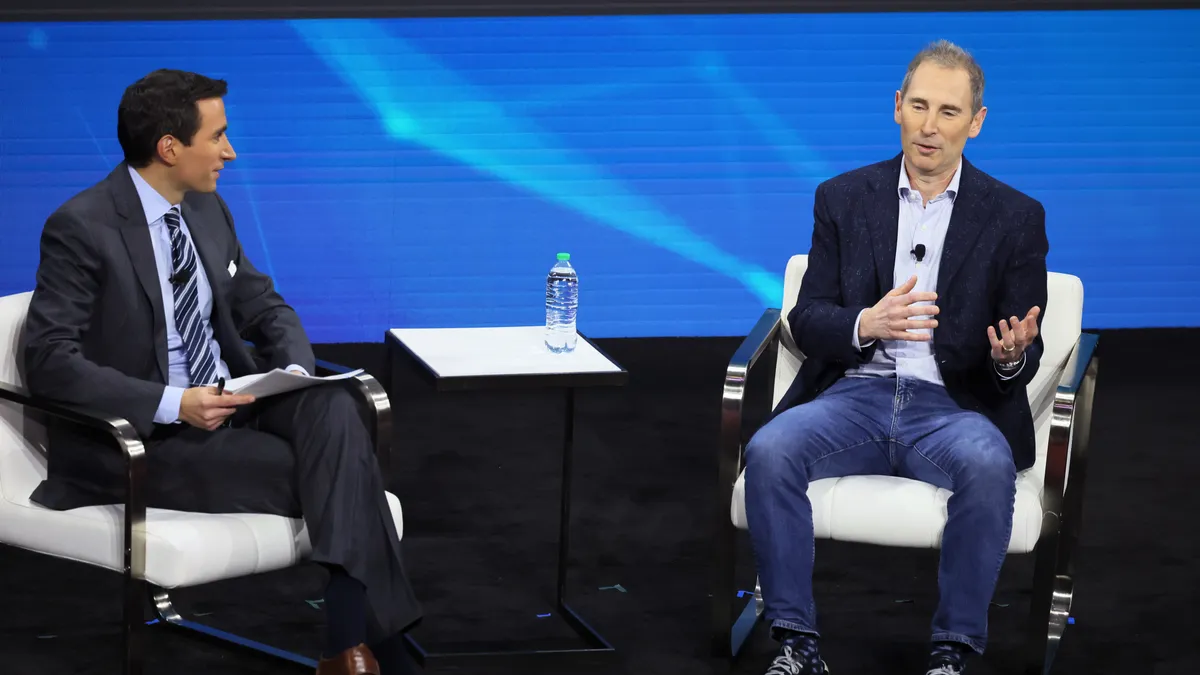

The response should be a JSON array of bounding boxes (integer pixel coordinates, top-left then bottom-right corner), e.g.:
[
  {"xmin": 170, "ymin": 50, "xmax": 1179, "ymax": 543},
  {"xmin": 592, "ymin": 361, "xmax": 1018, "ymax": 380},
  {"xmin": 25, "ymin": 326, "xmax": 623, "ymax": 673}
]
[
  {"xmin": 858, "ymin": 275, "xmax": 940, "ymax": 343},
  {"xmin": 988, "ymin": 307, "xmax": 1041, "ymax": 365}
]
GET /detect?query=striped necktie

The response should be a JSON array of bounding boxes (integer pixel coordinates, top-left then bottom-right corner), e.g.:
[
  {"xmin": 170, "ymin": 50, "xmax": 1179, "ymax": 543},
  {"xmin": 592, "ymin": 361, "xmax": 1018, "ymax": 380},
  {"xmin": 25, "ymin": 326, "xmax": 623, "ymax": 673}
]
[{"xmin": 163, "ymin": 206, "xmax": 219, "ymax": 387}]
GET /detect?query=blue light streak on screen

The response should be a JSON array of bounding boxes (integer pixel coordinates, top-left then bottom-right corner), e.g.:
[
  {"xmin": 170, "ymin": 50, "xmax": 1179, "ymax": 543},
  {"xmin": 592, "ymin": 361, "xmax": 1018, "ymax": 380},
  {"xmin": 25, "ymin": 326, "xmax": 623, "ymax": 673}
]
[{"xmin": 0, "ymin": 10, "xmax": 1197, "ymax": 341}]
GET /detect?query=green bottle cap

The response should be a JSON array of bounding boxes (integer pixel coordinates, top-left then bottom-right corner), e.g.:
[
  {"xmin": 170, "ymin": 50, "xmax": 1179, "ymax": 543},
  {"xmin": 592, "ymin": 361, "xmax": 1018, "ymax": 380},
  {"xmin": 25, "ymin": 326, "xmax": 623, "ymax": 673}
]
[{"xmin": 557, "ymin": 253, "xmax": 570, "ymax": 261}]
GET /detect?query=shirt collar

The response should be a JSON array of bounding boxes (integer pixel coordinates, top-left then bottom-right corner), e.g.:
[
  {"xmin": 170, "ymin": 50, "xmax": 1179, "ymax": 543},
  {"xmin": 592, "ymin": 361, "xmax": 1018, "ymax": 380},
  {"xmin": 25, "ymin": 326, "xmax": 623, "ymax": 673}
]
[
  {"xmin": 127, "ymin": 165, "xmax": 179, "ymax": 226},
  {"xmin": 898, "ymin": 157, "xmax": 962, "ymax": 203}
]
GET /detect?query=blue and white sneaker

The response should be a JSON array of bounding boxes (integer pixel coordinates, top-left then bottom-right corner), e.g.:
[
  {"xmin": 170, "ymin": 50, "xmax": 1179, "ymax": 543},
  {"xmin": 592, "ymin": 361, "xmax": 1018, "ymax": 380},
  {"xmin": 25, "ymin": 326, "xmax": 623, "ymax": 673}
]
[
  {"xmin": 925, "ymin": 641, "xmax": 970, "ymax": 675},
  {"xmin": 765, "ymin": 633, "xmax": 829, "ymax": 675}
]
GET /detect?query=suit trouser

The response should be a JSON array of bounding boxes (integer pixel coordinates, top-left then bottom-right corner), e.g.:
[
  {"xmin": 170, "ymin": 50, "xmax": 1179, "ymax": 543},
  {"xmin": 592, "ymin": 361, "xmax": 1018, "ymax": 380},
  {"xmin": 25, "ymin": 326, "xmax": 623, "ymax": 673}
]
[
  {"xmin": 743, "ymin": 376, "xmax": 1016, "ymax": 654},
  {"xmin": 144, "ymin": 383, "xmax": 422, "ymax": 643}
]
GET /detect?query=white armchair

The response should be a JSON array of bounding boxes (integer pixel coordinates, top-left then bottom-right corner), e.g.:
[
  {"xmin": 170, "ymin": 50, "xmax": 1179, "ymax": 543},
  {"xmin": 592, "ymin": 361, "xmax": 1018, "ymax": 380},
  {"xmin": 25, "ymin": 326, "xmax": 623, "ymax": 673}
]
[
  {"xmin": 711, "ymin": 255, "xmax": 1098, "ymax": 675},
  {"xmin": 0, "ymin": 291, "xmax": 405, "ymax": 675}
]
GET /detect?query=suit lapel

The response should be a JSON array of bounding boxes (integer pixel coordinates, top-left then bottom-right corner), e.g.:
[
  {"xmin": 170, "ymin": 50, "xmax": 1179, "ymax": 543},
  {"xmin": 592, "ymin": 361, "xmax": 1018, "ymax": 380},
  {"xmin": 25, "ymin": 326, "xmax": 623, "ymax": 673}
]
[
  {"xmin": 182, "ymin": 202, "xmax": 237, "ymax": 351},
  {"xmin": 936, "ymin": 159, "xmax": 991, "ymax": 299},
  {"xmin": 181, "ymin": 202, "xmax": 224, "ymax": 306},
  {"xmin": 868, "ymin": 155, "xmax": 903, "ymax": 294},
  {"xmin": 111, "ymin": 165, "xmax": 169, "ymax": 382}
]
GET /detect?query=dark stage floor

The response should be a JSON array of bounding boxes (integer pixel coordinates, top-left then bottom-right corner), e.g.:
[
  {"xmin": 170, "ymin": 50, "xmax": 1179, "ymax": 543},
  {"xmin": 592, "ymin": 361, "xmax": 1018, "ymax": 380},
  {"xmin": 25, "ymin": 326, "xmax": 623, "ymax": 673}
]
[{"xmin": 2, "ymin": 329, "xmax": 1197, "ymax": 675}]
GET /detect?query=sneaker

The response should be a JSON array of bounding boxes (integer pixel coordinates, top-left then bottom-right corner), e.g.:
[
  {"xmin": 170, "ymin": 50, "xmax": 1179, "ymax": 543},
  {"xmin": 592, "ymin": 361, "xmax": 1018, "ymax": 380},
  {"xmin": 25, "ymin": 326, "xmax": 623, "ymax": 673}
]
[
  {"xmin": 765, "ymin": 633, "xmax": 828, "ymax": 675},
  {"xmin": 925, "ymin": 641, "xmax": 969, "ymax": 675}
]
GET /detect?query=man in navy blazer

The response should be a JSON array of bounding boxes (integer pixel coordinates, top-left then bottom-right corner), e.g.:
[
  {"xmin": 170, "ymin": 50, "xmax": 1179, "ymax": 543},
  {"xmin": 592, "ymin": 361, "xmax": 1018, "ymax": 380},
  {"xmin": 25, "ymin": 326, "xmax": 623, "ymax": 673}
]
[{"xmin": 743, "ymin": 41, "xmax": 1048, "ymax": 675}]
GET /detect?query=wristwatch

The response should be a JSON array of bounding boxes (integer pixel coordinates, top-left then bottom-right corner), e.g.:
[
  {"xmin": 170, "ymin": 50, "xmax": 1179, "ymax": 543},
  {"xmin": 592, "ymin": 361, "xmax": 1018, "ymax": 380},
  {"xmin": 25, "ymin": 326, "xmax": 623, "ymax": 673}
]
[{"xmin": 996, "ymin": 354, "xmax": 1023, "ymax": 371}]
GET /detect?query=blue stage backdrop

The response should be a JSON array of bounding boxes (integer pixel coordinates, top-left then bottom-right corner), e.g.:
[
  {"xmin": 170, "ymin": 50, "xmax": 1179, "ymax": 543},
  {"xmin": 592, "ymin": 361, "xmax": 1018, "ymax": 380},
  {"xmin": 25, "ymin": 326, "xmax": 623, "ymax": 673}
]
[{"xmin": 1, "ymin": 11, "xmax": 1197, "ymax": 341}]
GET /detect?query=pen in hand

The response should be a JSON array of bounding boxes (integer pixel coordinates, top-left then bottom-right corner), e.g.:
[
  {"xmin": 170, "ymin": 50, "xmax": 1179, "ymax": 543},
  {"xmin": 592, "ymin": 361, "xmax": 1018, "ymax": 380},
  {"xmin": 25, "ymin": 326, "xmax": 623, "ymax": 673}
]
[{"xmin": 216, "ymin": 377, "xmax": 225, "ymax": 396}]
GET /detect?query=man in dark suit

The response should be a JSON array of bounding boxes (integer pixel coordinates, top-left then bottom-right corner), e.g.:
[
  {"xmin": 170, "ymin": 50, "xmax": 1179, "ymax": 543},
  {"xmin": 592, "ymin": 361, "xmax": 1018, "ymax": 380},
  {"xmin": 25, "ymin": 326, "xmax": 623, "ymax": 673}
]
[
  {"xmin": 743, "ymin": 41, "xmax": 1048, "ymax": 675},
  {"xmin": 22, "ymin": 69, "xmax": 420, "ymax": 675}
]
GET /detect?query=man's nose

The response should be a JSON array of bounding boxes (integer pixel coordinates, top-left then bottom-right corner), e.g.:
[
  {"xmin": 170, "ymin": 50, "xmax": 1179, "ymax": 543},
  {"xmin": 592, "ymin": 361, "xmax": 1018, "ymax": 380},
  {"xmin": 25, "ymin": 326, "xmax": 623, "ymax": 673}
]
[{"xmin": 920, "ymin": 113, "xmax": 939, "ymax": 136}]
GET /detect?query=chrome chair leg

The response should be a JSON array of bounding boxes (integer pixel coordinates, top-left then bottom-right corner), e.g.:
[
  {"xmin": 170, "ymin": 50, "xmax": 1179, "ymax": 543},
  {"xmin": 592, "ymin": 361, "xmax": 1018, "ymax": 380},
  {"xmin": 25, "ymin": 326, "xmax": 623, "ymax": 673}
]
[
  {"xmin": 1025, "ymin": 512, "xmax": 1075, "ymax": 675},
  {"xmin": 150, "ymin": 587, "xmax": 318, "ymax": 669},
  {"xmin": 1046, "ymin": 574, "xmax": 1074, "ymax": 653},
  {"xmin": 755, "ymin": 578, "xmax": 764, "ymax": 617},
  {"xmin": 124, "ymin": 573, "xmax": 147, "ymax": 675}
]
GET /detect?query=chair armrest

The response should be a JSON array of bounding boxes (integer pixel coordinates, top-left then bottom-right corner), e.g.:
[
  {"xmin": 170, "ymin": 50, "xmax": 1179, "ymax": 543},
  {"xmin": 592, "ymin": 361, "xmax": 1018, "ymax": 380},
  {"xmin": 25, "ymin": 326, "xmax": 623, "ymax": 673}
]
[
  {"xmin": 720, "ymin": 308, "xmax": 782, "ymax": 482},
  {"xmin": 1056, "ymin": 332, "xmax": 1098, "ymax": 396},
  {"xmin": 315, "ymin": 359, "xmax": 392, "ymax": 471},
  {"xmin": 0, "ymin": 381, "xmax": 147, "ymax": 588},
  {"xmin": 1039, "ymin": 332, "xmax": 1099, "ymax": 571},
  {"xmin": 0, "ymin": 381, "xmax": 143, "ymax": 445}
]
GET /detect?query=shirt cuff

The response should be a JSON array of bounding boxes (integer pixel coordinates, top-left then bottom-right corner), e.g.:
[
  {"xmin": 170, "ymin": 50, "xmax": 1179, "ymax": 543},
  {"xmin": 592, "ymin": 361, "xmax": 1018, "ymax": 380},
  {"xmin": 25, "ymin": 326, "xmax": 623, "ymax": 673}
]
[
  {"xmin": 154, "ymin": 385, "xmax": 186, "ymax": 424},
  {"xmin": 286, "ymin": 364, "xmax": 310, "ymax": 376},
  {"xmin": 995, "ymin": 353, "xmax": 1026, "ymax": 380},
  {"xmin": 852, "ymin": 309, "xmax": 875, "ymax": 351}
]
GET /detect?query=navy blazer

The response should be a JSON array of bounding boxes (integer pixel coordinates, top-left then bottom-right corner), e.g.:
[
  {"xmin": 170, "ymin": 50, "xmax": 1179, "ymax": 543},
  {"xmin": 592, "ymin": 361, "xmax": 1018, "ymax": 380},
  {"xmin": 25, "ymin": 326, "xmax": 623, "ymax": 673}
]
[{"xmin": 773, "ymin": 154, "xmax": 1049, "ymax": 472}]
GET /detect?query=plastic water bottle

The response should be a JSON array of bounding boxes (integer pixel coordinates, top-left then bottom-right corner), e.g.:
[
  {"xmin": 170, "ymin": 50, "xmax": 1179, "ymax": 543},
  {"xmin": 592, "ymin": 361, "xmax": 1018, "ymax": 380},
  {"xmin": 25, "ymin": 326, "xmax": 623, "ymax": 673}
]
[{"xmin": 544, "ymin": 252, "xmax": 578, "ymax": 353}]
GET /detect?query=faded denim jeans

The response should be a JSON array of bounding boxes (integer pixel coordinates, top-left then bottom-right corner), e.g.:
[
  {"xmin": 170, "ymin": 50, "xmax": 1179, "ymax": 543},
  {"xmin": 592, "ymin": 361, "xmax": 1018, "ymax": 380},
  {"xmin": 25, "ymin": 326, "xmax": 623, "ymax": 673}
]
[{"xmin": 744, "ymin": 376, "xmax": 1016, "ymax": 653}]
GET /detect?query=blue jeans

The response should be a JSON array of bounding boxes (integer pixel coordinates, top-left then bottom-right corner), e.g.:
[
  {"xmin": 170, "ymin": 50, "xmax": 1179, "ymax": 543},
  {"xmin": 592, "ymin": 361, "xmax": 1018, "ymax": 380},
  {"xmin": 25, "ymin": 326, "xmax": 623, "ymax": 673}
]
[{"xmin": 744, "ymin": 376, "xmax": 1016, "ymax": 654}]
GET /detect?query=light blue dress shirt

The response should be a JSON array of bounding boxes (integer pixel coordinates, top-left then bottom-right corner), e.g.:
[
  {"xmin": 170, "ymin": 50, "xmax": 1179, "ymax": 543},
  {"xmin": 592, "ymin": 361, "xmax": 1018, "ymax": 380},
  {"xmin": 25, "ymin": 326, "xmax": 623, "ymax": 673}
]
[
  {"xmin": 848, "ymin": 158, "xmax": 1023, "ymax": 385},
  {"xmin": 129, "ymin": 167, "xmax": 231, "ymax": 424},
  {"xmin": 128, "ymin": 167, "xmax": 307, "ymax": 424}
]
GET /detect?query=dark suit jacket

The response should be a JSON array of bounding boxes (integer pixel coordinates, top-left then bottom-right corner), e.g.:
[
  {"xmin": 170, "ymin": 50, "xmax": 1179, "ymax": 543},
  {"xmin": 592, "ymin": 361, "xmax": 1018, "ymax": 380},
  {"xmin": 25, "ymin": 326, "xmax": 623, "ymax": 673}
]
[
  {"xmin": 773, "ymin": 154, "xmax": 1049, "ymax": 472},
  {"xmin": 22, "ymin": 163, "xmax": 315, "ymax": 509}
]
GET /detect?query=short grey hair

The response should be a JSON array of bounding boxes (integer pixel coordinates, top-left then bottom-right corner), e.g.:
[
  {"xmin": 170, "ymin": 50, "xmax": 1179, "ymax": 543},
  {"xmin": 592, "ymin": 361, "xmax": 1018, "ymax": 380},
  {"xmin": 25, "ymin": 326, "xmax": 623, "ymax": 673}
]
[{"xmin": 899, "ymin": 39, "xmax": 985, "ymax": 115}]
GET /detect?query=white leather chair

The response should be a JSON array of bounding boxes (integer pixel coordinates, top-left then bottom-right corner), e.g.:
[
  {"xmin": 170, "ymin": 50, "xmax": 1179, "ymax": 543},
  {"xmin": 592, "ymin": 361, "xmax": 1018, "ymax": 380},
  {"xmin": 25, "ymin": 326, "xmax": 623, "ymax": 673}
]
[
  {"xmin": 712, "ymin": 255, "xmax": 1098, "ymax": 675},
  {"xmin": 0, "ymin": 291, "xmax": 405, "ymax": 675}
]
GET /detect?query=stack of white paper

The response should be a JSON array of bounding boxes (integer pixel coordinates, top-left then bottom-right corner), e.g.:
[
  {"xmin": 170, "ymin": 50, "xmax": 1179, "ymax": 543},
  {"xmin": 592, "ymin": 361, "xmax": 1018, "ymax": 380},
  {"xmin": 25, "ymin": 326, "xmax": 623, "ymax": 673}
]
[{"xmin": 222, "ymin": 368, "xmax": 364, "ymax": 398}]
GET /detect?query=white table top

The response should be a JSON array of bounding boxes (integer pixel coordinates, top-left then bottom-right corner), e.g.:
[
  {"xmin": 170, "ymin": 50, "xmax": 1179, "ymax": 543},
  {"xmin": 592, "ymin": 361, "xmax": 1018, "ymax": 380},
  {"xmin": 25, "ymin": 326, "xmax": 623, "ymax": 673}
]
[{"xmin": 388, "ymin": 326, "xmax": 624, "ymax": 379}]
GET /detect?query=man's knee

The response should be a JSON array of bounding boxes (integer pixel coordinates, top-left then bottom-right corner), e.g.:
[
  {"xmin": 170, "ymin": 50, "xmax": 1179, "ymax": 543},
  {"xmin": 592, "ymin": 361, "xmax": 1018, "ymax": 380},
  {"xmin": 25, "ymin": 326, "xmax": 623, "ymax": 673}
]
[
  {"xmin": 954, "ymin": 418, "xmax": 1016, "ymax": 489},
  {"xmin": 745, "ymin": 406, "xmax": 823, "ymax": 478},
  {"xmin": 291, "ymin": 386, "xmax": 373, "ymax": 454},
  {"xmin": 296, "ymin": 385, "xmax": 363, "ymax": 424},
  {"xmin": 745, "ymin": 419, "xmax": 790, "ymax": 474}
]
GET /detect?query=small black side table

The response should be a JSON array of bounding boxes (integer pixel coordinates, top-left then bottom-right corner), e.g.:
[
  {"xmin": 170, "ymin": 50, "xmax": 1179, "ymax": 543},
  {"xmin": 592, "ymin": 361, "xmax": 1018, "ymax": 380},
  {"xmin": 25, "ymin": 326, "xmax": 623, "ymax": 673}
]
[{"xmin": 386, "ymin": 326, "xmax": 628, "ymax": 668}]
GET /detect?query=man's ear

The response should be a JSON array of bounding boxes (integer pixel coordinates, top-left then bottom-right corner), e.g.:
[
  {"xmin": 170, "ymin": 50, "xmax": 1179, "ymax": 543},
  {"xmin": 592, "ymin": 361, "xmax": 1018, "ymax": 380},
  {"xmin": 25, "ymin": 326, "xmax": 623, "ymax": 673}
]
[
  {"xmin": 968, "ymin": 106, "xmax": 988, "ymax": 139},
  {"xmin": 157, "ymin": 135, "xmax": 180, "ymax": 166}
]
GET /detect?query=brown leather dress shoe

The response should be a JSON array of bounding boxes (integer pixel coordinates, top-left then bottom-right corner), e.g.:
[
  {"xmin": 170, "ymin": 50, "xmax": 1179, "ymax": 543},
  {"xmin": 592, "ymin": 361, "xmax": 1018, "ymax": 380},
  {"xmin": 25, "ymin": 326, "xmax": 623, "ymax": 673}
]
[{"xmin": 315, "ymin": 643, "xmax": 380, "ymax": 675}]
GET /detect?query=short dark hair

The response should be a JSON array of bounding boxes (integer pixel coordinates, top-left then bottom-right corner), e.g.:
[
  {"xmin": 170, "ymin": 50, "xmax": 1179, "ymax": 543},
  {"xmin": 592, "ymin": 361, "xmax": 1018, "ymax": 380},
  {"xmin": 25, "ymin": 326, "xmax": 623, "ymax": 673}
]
[{"xmin": 117, "ymin": 69, "xmax": 228, "ymax": 168}]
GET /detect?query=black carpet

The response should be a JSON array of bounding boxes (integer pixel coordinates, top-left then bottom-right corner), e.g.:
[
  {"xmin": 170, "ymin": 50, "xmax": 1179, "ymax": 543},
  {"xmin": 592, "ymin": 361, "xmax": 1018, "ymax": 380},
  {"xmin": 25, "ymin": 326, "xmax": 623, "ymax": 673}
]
[{"xmin": 1, "ymin": 330, "xmax": 1197, "ymax": 675}]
